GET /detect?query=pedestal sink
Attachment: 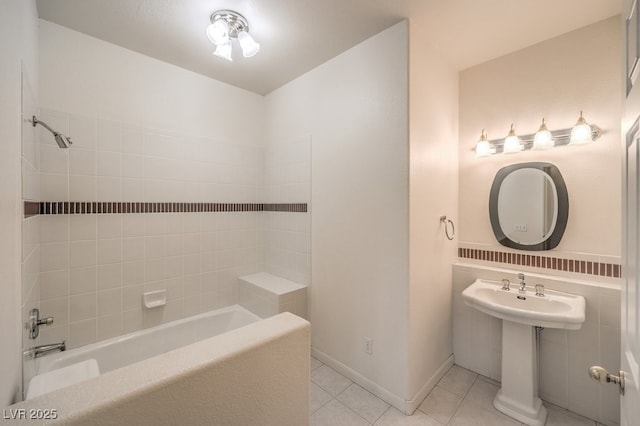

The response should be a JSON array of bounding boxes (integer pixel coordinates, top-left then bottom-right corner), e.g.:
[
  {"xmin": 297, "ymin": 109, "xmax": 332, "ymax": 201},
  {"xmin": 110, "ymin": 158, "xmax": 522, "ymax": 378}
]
[{"xmin": 462, "ymin": 278, "xmax": 585, "ymax": 426}]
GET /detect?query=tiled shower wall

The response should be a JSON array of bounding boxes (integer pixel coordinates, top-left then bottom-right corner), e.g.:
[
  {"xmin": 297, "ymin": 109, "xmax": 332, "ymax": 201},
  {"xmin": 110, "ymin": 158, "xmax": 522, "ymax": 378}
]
[
  {"xmin": 34, "ymin": 109, "xmax": 265, "ymax": 349},
  {"xmin": 264, "ymin": 137, "xmax": 311, "ymax": 286},
  {"xmin": 21, "ymin": 70, "xmax": 40, "ymax": 389}
]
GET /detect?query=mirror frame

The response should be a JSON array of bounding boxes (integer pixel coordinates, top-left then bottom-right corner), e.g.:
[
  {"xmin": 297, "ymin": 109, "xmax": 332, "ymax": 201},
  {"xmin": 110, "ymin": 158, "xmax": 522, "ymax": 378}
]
[{"xmin": 489, "ymin": 162, "xmax": 569, "ymax": 251}]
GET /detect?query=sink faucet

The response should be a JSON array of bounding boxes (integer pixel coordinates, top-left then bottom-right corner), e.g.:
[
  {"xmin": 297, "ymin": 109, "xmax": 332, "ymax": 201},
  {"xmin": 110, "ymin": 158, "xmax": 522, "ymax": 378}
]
[
  {"xmin": 518, "ymin": 273, "xmax": 527, "ymax": 293},
  {"xmin": 24, "ymin": 341, "xmax": 66, "ymax": 360}
]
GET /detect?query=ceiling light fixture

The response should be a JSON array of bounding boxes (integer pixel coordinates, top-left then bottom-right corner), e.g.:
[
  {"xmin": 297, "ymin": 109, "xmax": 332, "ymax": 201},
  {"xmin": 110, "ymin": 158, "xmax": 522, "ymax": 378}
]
[{"xmin": 207, "ymin": 10, "xmax": 260, "ymax": 61}]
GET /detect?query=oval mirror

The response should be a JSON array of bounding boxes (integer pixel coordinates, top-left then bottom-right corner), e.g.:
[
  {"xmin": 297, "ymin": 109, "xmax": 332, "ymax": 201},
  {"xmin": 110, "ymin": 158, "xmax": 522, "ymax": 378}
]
[{"xmin": 489, "ymin": 162, "xmax": 569, "ymax": 250}]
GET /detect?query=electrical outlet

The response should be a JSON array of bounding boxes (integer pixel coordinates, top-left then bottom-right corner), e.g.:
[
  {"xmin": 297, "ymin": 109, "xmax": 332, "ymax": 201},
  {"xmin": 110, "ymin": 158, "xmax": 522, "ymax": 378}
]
[{"xmin": 364, "ymin": 337, "xmax": 373, "ymax": 354}]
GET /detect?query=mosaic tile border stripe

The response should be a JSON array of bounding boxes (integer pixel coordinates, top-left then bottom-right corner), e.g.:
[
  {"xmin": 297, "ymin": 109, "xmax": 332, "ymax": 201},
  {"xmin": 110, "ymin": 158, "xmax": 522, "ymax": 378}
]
[
  {"xmin": 24, "ymin": 201, "xmax": 307, "ymax": 217},
  {"xmin": 458, "ymin": 247, "xmax": 621, "ymax": 278}
]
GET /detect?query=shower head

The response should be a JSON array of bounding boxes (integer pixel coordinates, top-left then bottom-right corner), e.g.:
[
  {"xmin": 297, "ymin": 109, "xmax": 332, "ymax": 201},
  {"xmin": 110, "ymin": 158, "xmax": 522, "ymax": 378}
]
[
  {"xmin": 31, "ymin": 115, "xmax": 72, "ymax": 148},
  {"xmin": 54, "ymin": 133, "xmax": 72, "ymax": 149}
]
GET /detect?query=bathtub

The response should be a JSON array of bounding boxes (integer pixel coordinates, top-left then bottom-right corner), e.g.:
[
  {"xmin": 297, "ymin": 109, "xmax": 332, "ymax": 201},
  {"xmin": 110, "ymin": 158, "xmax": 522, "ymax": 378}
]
[
  {"xmin": 28, "ymin": 304, "xmax": 261, "ymax": 399},
  {"xmin": 15, "ymin": 311, "xmax": 309, "ymax": 425}
]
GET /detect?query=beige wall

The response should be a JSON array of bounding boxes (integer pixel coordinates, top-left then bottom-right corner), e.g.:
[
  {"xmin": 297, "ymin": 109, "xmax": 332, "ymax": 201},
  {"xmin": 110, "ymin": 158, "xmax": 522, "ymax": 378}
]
[
  {"xmin": 266, "ymin": 21, "xmax": 410, "ymax": 405},
  {"xmin": 459, "ymin": 17, "xmax": 622, "ymax": 264},
  {"xmin": 407, "ymin": 22, "xmax": 458, "ymax": 405},
  {"xmin": 0, "ymin": 0, "xmax": 39, "ymax": 406}
]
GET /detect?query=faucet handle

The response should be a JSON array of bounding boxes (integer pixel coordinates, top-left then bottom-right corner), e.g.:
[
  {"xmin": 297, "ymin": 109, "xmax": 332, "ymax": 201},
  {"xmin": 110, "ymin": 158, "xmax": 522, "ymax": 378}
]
[
  {"xmin": 518, "ymin": 273, "xmax": 525, "ymax": 281},
  {"xmin": 501, "ymin": 279, "xmax": 510, "ymax": 291},
  {"xmin": 535, "ymin": 284, "xmax": 545, "ymax": 297}
]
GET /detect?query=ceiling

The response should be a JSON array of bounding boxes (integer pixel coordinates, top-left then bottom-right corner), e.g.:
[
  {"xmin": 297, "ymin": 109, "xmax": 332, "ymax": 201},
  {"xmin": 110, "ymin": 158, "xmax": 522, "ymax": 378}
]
[{"xmin": 36, "ymin": 0, "xmax": 622, "ymax": 95}]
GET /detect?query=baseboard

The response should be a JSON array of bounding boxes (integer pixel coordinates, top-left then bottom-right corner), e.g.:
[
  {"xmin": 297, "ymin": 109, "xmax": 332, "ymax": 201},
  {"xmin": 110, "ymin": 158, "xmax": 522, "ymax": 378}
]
[
  {"xmin": 311, "ymin": 347, "xmax": 454, "ymax": 415},
  {"xmin": 404, "ymin": 354, "xmax": 454, "ymax": 413}
]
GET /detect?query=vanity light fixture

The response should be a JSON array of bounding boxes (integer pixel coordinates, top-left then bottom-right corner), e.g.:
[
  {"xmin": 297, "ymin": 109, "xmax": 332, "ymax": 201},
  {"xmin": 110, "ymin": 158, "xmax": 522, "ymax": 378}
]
[
  {"xmin": 475, "ymin": 129, "xmax": 496, "ymax": 157},
  {"xmin": 473, "ymin": 112, "xmax": 601, "ymax": 157},
  {"xmin": 207, "ymin": 10, "xmax": 260, "ymax": 61},
  {"xmin": 502, "ymin": 124, "xmax": 524, "ymax": 154},
  {"xmin": 569, "ymin": 111, "xmax": 594, "ymax": 145},
  {"xmin": 532, "ymin": 118, "xmax": 555, "ymax": 150}
]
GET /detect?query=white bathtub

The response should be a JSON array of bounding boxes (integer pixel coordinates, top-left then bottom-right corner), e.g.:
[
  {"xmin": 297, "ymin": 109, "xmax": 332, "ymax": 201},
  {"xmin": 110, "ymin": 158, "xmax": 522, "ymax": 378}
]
[
  {"xmin": 28, "ymin": 304, "xmax": 261, "ymax": 398},
  {"xmin": 15, "ymin": 312, "xmax": 310, "ymax": 425}
]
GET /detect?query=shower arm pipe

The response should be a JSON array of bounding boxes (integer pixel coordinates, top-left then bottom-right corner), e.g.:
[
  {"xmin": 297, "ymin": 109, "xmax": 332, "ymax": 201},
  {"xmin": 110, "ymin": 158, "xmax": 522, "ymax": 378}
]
[{"xmin": 32, "ymin": 115, "xmax": 58, "ymax": 136}]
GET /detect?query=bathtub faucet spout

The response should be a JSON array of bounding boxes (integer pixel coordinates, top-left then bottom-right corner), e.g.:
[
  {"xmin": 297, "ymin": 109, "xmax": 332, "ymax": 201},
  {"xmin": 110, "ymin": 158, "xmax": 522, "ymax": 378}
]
[{"xmin": 24, "ymin": 341, "xmax": 66, "ymax": 359}]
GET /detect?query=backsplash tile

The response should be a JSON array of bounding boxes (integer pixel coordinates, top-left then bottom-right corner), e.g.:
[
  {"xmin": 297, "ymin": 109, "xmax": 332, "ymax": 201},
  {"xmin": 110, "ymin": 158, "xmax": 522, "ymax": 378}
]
[{"xmin": 458, "ymin": 247, "xmax": 621, "ymax": 279}]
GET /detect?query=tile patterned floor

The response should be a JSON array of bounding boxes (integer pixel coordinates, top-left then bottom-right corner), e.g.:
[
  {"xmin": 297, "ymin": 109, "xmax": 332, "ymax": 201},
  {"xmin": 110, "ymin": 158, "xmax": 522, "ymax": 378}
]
[{"xmin": 310, "ymin": 358, "xmax": 609, "ymax": 426}]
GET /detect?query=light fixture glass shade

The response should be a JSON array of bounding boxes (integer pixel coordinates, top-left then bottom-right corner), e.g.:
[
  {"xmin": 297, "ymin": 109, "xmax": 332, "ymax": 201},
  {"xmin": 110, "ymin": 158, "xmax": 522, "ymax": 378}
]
[
  {"xmin": 474, "ymin": 129, "xmax": 495, "ymax": 157},
  {"xmin": 569, "ymin": 111, "xmax": 593, "ymax": 145},
  {"xmin": 532, "ymin": 118, "xmax": 555, "ymax": 150},
  {"xmin": 237, "ymin": 31, "xmax": 260, "ymax": 57},
  {"xmin": 503, "ymin": 124, "xmax": 523, "ymax": 154},
  {"xmin": 207, "ymin": 19, "xmax": 229, "ymax": 46},
  {"xmin": 213, "ymin": 41, "xmax": 233, "ymax": 61}
]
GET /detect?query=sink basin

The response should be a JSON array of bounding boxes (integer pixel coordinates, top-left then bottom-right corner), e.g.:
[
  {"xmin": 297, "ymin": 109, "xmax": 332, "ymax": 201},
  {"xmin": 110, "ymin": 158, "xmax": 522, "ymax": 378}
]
[{"xmin": 462, "ymin": 278, "xmax": 585, "ymax": 330}]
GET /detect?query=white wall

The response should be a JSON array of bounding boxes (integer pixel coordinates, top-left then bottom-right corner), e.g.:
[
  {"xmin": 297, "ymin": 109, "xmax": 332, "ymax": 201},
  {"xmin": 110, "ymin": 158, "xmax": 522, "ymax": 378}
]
[
  {"xmin": 34, "ymin": 21, "xmax": 266, "ymax": 350},
  {"xmin": 266, "ymin": 21, "xmax": 410, "ymax": 403},
  {"xmin": 0, "ymin": 0, "xmax": 39, "ymax": 406},
  {"xmin": 458, "ymin": 17, "xmax": 622, "ymax": 271},
  {"xmin": 453, "ymin": 264, "xmax": 620, "ymax": 425},
  {"xmin": 407, "ymin": 23, "xmax": 459, "ymax": 405}
]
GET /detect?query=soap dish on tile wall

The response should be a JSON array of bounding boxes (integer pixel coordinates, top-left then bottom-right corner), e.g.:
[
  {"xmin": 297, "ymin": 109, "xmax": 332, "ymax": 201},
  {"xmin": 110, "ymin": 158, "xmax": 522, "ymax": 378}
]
[{"xmin": 143, "ymin": 290, "xmax": 166, "ymax": 309}]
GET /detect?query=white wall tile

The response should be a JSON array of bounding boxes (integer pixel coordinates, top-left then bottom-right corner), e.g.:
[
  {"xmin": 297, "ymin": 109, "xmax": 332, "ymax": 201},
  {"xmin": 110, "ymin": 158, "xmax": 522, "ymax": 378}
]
[
  {"xmin": 40, "ymin": 270, "xmax": 69, "ymax": 300},
  {"xmin": 97, "ymin": 263, "xmax": 122, "ymax": 290},
  {"xmin": 97, "ymin": 238, "xmax": 122, "ymax": 264},
  {"xmin": 40, "ymin": 297, "xmax": 69, "ymax": 326},
  {"xmin": 97, "ymin": 176, "xmax": 122, "ymax": 201},
  {"xmin": 40, "ymin": 215, "xmax": 69, "ymax": 243},
  {"xmin": 97, "ymin": 150, "xmax": 122, "ymax": 177},
  {"xmin": 40, "ymin": 242, "xmax": 69, "ymax": 272},
  {"xmin": 40, "ymin": 173, "xmax": 68, "ymax": 200},
  {"xmin": 123, "ymin": 237, "xmax": 145, "ymax": 262},
  {"xmin": 69, "ymin": 148, "xmax": 96, "ymax": 176},
  {"xmin": 69, "ymin": 319, "xmax": 96, "ymax": 349},
  {"xmin": 122, "ymin": 284, "xmax": 143, "ymax": 311},
  {"xmin": 40, "ymin": 144, "xmax": 68, "ymax": 174},
  {"xmin": 97, "ymin": 119, "xmax": 122, "ymax": 153},
  {"xmin": 97, "ymin": 215, "xmax": 122, "ymax": 239},
  {"xmin": 69, "ymin": 175, "xmax": 96, "ymax": 200},
  {"xmin": 69, "ymin": 241, "xmax": 96, "ymax": 268},
  {"xmin": 70, "ymin": 293, "xmax": 96, "ymax": 322},
  {"xmin": 144, "ymin": 236, "xmax": 164, "ymax": 259},
  {"xmin": 70, "ymin": 267, "xmax": 96, "ymax": 295},
  {"xmin": 122, "ymin": 127, "xmax": 143, "ymax": 155},
  {"xmin": 122, "ymin": 178, "xmax": 143, "ymax": 202},
  {"xmin": 122, "ymin": 214, "xmax": 145, "ymax": 237},
  {"xmin": 70, "ymin": 215, "xmax": 96, "ymax": 241},
  {"xmin": 69, "ymin": 115, "xmax": 97, "ymax": 150},
  {"xmin": 97, "ymin": 288, "xmax": 121, "ymax": 316},
  {"xmin": 97, "ymin": 313, "xmax": 122, "ymax": 341},
  {"xmin": 122, "ymin": 260, "xmax": 145, "ymax": 286},
  {"xmin": 122, "ymin": 154, "xmax": 143, "ymax": 178}
]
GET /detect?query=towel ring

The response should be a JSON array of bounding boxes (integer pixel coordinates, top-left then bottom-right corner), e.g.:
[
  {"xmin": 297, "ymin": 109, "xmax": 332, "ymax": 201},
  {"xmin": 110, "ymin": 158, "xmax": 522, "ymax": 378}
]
[{"xmin": 440, "ymin": 216, "xmax": 455, "ymax": 241}]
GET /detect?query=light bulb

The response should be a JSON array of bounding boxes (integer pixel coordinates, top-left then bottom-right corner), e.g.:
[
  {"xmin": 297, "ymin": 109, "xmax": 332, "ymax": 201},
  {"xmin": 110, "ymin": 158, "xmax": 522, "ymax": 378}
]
[
  {"xmin": 237, "ymin": 31, "xmax": 260, "ymax": 57},
  {"xmin": 569, "ymin": 111, "xmax": 593, "ymax": 145},
  {"xmin": 503, "ymin": 124, "xmax": 523, "ymax": 154},
  {"xmin": 474, "ymin": 129, "xmax": 495, "ymax": 157},
  {"xmin": 213, "ymin": 40, "xmax": 233, "ymax": 61},
  {"xmin": 532, "ymin": 118, "xmax": 555, "ymax": 150},
  {"xmin": 207, "ymin": 19, "xmax": 229, "ymax": 46}
]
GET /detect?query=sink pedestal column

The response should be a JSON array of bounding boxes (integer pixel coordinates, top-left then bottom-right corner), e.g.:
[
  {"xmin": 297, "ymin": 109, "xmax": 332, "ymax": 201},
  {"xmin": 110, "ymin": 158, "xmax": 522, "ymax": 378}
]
[{"xmin": 493, "ymin": 320, "xmax": 547, "ymax": 426}]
